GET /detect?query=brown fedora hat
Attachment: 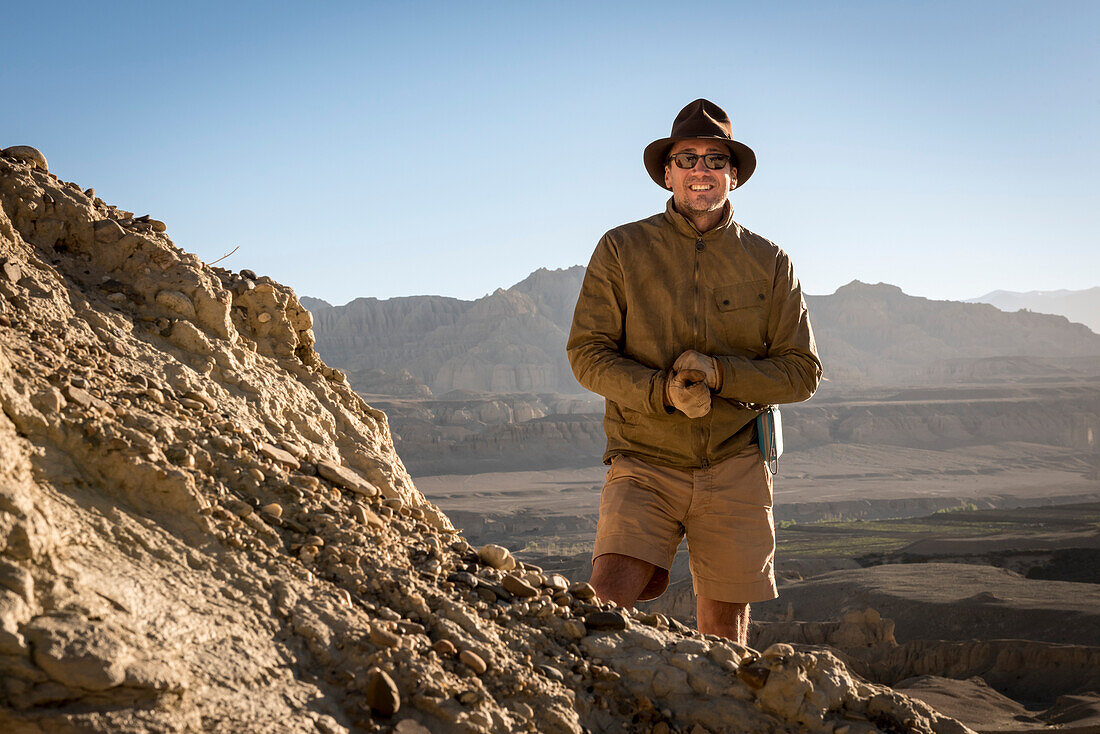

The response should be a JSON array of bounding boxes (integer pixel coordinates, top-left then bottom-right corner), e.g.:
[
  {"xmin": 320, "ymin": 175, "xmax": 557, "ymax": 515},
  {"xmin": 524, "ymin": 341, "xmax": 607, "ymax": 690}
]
[{"xmin": 643, "ymin": 99, "xmax": 757, "ymax": 190}]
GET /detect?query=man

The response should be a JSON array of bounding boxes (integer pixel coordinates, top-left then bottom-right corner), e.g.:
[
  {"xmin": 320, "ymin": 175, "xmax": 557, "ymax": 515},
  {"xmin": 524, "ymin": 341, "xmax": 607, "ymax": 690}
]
[{"xmin": 566, "ymin": 99, "xmax": 821, "ymax": 644}]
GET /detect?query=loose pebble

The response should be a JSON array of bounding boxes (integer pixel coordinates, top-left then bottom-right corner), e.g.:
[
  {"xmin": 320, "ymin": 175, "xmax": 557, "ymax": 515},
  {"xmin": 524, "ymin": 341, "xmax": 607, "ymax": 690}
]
[
  {"xmin": 585, "ymin": 610, "xmax": 627, "ymax": 632},
  {"xmin": 476, "ymin": 544, "xmax": 515, "ymax": 570},
  {"xmin": 502, "ymin": 574, "xmax": 539, "ymax": 598},
  {"xmin": 569, "ymin": 581, "xmax": 597, "ymax": 600},
  {"xmin": 432, "ymin": 639, "xmax": 456, "ymax": 656},
  {"xmin": 458, "ymin": 649, "xmax": 487, "ymax": 675}
]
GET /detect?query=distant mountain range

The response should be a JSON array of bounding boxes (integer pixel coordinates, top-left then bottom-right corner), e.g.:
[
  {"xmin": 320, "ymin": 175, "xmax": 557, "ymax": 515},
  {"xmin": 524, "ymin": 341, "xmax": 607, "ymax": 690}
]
[
  {"xmin": 967, "ymin": 287, "xmax": 1100, "ymax": 334},
  {"xmin": 303, "ymin": 271, "xmax": 1100, "ymax": 396}
]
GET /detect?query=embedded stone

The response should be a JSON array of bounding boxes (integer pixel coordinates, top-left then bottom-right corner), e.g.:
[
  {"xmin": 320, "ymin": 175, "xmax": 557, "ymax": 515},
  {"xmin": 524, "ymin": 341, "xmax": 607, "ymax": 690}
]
[
  {"xmin": 259, "ymin": 442, "xmax": 300, "ymax": 470},
  {"xmin": 370, "ymin": 624, "xmax": 400, "ymax": 648},
  {"xmin": 459, "ymin": 649, "xmax": 487, "ymax": 675},
  {"xmin": 431, "ymin": 639, "xmax": 456, "ymax": 656},
  {"xmin": 277, "ymin": 440, "xmax": 308, "ymax": 459},
  {"xmin": 352, "ymin": 504, "xmax": 385, "ymax": 530},
  {"xmin": 182, "ymin": 390, "xmax": 217, "ymax": 410},
  {"xmin": 737, "ymin": 661, "xmax": 770, "ymax": 689},
  {"xmin": 177, "ymin": 397, "xmax": 206, "ymax": 411},
  {"xmin": 24, "ymin": 616, "xmax": 130, "ymax": 691},
  {"xmin": 561, "ymin": 619, "xmax": 586, "ymax": 640},
  {"xmin": 64, "ymin": 385, "xmax": 93, "ymax": 408},
  {"xmin": 93, "ymin": 219, "xmax": 125, "ymax": 244},
  {"xmin": 502, "ymin": 574, "xmax": 539, "ymax": 598},
  {"xmin": 364, "ymin": 667, "xmax": 400, "ymax": 717},
  {"xmin": 225, "ymin": 499, "xmax": 252, "ymax": 517},
  {"xmin": 156, "ymin": 290, "xmax": 196, "ymax": 320},
  {"xmin": 2, "ymin": 260, "xmax": 21, "ymax": 284},
  {"xmin": 316, "ymin": 460, "xmax": 378, "ymax": 497},
  {"xmin": 3, "ymin": 145, "xmax": 48, "ymax": 171}
]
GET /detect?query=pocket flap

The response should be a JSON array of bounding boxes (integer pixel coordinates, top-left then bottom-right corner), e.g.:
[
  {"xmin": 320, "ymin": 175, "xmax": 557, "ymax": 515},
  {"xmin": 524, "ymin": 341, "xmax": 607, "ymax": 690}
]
[{"xmin": 714, "ymin": 279, "xmax": 769, "ymax": 311}]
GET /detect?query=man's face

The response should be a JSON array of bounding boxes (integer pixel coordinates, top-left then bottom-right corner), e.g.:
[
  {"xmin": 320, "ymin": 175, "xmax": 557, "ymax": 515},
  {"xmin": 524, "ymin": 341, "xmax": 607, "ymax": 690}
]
[{"xmin": 663, "ymin": 139, "xmax": 738, "ymax": 219}]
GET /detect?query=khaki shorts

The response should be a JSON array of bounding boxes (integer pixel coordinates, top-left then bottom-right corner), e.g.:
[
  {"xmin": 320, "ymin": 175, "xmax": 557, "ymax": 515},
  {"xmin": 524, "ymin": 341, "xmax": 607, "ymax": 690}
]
[{"xmin": 592, "ymin": 448, "xmax": 777, "ymax": 604}]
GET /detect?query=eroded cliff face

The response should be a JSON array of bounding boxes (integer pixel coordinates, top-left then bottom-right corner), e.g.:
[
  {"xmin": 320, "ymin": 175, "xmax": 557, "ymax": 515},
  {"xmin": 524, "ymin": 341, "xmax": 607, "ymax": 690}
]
[{"xmin": 0, "ymin": 148, "xmax": 973, "ymax": 733}]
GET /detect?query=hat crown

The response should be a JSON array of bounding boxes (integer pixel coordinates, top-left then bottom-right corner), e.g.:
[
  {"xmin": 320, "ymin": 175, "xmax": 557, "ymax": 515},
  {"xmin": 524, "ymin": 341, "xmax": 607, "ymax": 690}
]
[
  {"xmin": 642, "ymin": 98, "xmax": 756, "ymax": 191},
  {"xmin": 670, "ymin": 98, "xmax": 733, "ymax": 140}
]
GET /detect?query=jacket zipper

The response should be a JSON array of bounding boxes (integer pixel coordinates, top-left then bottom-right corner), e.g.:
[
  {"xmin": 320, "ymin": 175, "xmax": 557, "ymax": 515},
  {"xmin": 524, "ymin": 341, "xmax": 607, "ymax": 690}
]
[{"xmin": 693, "ymin": 236, "xmax": 710, "ymax": 470}]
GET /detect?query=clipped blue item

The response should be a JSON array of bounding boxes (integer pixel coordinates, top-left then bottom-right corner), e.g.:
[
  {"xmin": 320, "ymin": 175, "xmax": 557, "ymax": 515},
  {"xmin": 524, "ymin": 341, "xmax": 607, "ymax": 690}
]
[{"xmin": 755, "ymin": 405, "xmax": 783, "ymax": 474}]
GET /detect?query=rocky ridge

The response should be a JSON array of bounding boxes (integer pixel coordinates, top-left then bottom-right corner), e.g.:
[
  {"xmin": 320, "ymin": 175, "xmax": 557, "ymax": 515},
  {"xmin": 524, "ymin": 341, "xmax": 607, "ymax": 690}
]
[
  {"xmin": 0, "ymin": 146, "xmax": 973, "ymax": 733},
  {"xmin": 305, "ymin": 269, "xmax": 1100, "ymax": 399}
]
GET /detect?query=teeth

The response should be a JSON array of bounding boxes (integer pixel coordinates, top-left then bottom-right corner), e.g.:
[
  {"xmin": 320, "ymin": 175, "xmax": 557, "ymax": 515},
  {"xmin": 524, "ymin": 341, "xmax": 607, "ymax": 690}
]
[{"xmin": 690, "ymin": 185, "xmax": 712, "ymax": 191}]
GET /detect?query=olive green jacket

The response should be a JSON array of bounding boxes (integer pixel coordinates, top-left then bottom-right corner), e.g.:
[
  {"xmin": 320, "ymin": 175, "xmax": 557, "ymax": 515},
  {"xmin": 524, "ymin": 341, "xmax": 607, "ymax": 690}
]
[{"xmin": 567, "ymin": 199, "xmax": 822, "ymax": 470}]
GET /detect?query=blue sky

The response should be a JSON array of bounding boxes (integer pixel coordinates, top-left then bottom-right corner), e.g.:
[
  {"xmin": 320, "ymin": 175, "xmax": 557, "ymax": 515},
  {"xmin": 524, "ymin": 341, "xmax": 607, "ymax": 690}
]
[{"xmin": 3, "ymin": 1, "xmax": 1097, "ymax": 305}]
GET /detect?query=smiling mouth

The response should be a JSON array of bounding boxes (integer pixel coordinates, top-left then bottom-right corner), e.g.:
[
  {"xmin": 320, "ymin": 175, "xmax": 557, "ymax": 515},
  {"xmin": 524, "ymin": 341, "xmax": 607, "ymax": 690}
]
[{"xmin": 689, "ymin": 184, "xmax": 714, "ymax": 191}]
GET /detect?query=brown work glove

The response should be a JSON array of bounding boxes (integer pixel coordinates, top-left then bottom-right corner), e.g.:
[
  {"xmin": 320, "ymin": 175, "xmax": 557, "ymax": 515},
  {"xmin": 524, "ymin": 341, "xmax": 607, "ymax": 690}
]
[
  {"xmin": 665, "ymin": 368, "xmax": 711, "ymax": 418},
  {"xmin": 672, "ymin": 350, "xmax": 723, "ymax": 391}
]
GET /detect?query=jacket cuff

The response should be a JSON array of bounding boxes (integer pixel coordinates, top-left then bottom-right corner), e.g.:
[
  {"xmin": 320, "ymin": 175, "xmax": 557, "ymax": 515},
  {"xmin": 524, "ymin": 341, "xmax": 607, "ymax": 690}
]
[
  {"xmin": 716, "ymin": 357, "xmax": 741, "ymax": 399},
  {"xmin": 650, "ymin": 371, "xmax": 675, "ymax": 415}
]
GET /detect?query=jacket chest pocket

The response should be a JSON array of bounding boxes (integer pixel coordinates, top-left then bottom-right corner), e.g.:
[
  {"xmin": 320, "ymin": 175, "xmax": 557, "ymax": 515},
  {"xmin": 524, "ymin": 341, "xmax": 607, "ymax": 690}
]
[
  {"xmin": 713, "ymin": 279, "xmax": 769, "ymax": 312},
  {"xmin": 710, "ymin": 279, "xmax": 769, "ymax": 353}
]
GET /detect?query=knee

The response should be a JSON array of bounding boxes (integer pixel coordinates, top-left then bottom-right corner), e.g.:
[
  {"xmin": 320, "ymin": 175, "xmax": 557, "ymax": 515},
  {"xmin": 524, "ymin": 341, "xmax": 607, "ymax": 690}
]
[{"xmin": 589, "ymin": 553, "xmax": 657, "ymax": 607}]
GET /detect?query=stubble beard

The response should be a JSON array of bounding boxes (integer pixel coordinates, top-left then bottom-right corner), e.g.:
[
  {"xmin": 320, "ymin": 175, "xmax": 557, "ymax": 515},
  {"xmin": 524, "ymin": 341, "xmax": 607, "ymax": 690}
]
[{"xmin": 674, "ymin": 190, "xmax": 728, "ymax": 219}]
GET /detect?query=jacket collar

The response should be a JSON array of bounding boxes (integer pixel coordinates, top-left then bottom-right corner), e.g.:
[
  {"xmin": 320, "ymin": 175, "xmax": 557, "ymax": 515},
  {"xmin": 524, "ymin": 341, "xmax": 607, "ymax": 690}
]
[{"xmin": 663, "ymin": 198, "xmax": 734, "ymax": 239}]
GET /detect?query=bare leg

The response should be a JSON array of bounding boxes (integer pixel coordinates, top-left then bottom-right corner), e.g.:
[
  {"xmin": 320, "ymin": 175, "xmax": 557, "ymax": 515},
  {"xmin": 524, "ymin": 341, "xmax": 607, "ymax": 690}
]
[
  {"xmin": 696, "ymin": 597, "xmax": 750, "ymax": 644},
  {"xmin": 589, "ymin": 553, "xmax": 657, "ymax": 608}
]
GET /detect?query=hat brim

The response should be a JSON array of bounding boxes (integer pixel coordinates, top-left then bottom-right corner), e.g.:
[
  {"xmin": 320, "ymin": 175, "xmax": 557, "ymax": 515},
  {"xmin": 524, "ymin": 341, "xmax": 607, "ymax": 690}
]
[{"xmin": 643, "ymin": 136, "xmax": 757, "ymax": 190}]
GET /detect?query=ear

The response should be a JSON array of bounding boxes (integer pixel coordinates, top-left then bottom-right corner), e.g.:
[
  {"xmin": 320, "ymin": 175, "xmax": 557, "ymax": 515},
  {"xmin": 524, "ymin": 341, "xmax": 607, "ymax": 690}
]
[
  {"xmin": 664, "ymin": 165, "xmax": 672, "ymax": 189},
  {"xmin": 729, "ymin": 167, "xmax": 738, "ymax": 190}
]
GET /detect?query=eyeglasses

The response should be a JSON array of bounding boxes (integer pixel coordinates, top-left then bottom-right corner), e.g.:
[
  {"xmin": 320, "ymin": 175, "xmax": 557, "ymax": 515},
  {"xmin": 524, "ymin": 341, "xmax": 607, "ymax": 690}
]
[{"xmin": 667, "ymin": 152, "xmax": 731, "ymax": 170}]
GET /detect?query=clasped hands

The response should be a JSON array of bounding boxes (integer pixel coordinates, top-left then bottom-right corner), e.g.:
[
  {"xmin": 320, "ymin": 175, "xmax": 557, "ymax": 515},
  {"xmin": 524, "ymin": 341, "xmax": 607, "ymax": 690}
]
[{"xmin": 664, "ymin": 350, "xmax": 722, "ymax": 418}]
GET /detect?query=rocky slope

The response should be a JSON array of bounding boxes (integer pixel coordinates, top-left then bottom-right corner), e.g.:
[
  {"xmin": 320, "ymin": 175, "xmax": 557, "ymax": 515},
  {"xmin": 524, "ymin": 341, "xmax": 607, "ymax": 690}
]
[{"xmin": 0, "ymin": 146, "xmax": 975, "ymax": 733}]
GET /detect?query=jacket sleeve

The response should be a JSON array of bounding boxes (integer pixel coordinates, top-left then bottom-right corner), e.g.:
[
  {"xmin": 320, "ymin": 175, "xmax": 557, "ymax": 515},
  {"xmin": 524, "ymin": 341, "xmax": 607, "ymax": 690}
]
[
  {"xmin": 567, "ymin": 235, "xmax": 671, "ymax": 414},
  {"xmin": 716, "ymin": 250, "xmax": 822, "ymax": 404}
]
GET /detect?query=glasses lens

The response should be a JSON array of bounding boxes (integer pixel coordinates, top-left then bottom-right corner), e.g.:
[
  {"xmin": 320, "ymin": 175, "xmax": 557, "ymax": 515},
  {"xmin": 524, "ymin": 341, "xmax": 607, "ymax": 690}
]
[
  {"xmin": 703, "ymin": 154, "xmax": 730, "ymax": 169},
  {"xmin": 671, "ymin": 153, "xmax": 698, "ymax": 169}
]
